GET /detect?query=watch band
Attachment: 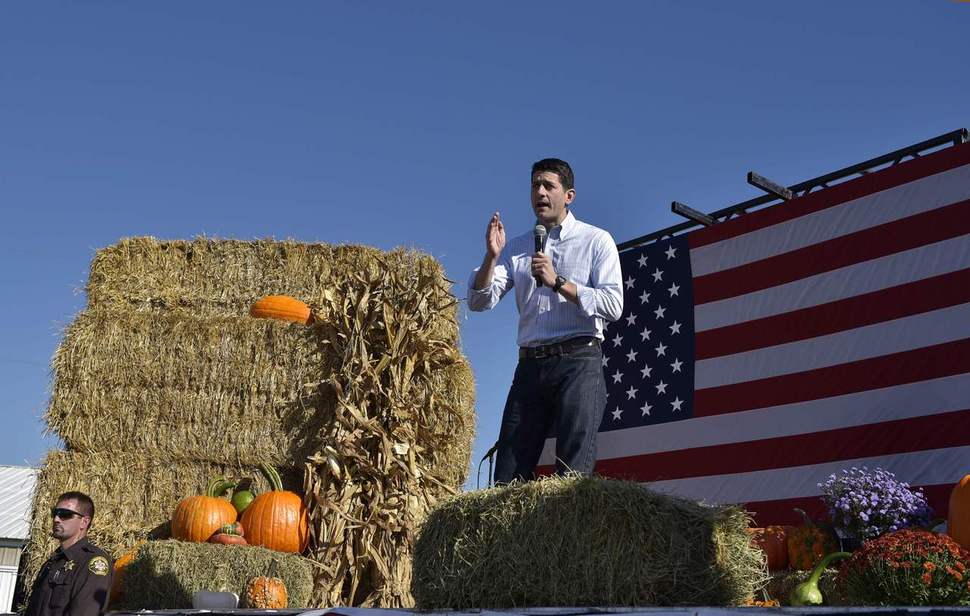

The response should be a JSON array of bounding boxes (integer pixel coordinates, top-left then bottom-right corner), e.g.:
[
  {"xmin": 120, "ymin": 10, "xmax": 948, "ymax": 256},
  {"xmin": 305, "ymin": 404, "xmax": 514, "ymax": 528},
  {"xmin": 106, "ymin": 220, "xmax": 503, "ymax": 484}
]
[{"xmin": 553, "ymin": 275, "xmax": 567, "ymax": 293}]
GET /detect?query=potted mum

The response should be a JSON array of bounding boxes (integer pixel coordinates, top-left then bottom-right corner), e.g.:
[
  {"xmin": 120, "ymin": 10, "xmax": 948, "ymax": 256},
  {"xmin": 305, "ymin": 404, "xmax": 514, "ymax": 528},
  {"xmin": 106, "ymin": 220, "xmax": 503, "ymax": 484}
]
[{"xmin": 818, "ymin": 467, "xmax": 933, "ymax": 547}]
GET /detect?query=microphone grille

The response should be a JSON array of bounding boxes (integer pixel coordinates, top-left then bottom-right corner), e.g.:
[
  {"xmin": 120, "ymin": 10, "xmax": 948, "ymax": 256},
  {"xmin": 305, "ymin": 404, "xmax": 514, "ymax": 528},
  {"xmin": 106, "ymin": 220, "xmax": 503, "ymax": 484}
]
[{"xmin": 534, "ymin": 224, "xmax": 547, "ymax": 238}]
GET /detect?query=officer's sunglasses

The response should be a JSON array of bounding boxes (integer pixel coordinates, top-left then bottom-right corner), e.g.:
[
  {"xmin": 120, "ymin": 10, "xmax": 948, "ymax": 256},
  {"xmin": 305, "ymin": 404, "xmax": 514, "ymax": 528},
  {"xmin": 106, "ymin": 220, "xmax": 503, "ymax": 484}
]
[{"xmin": 51, "ymin": 507, "xmax": 84, "ymax": 520}]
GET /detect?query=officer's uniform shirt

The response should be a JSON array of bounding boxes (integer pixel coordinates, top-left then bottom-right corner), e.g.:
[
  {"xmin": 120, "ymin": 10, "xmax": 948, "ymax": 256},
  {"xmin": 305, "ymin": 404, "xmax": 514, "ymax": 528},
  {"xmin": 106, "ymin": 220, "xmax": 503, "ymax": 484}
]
[{"xmin": 26, "ymin": 538, "xmax": 113, "ymax": 616}]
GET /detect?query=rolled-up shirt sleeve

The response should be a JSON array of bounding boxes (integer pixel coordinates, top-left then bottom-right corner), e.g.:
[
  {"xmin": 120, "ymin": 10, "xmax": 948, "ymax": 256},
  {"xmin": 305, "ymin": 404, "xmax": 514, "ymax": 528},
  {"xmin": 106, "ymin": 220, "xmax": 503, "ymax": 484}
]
[
  {"xmin": 575, "ymin": 232, "xmax": 624, "ymax": 322},
  {"xmin": 467, "ymin": 252, "xmax": 513, "ymax": 312}
]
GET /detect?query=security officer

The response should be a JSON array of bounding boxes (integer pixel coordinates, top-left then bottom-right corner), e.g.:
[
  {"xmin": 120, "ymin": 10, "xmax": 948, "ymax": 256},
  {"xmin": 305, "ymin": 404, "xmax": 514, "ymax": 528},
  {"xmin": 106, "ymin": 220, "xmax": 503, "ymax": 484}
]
[{"xmin": 26, "ymin": 491, "xmax": 113, "ymax": 616}]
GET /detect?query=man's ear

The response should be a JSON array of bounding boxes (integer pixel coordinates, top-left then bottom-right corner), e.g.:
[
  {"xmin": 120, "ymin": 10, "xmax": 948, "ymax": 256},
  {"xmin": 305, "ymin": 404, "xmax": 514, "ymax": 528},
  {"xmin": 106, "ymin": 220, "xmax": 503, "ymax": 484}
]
[{"xmin": 565, "ymin": 188, "xmax": 576, "ymax": 205}]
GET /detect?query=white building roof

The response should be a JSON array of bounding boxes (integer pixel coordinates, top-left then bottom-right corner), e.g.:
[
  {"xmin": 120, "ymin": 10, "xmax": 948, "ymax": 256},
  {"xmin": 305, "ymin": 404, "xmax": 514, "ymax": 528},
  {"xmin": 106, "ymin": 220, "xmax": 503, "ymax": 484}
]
[{"xmin": 0, "ymin": 466, "xmax": 38, "ymax": 541}]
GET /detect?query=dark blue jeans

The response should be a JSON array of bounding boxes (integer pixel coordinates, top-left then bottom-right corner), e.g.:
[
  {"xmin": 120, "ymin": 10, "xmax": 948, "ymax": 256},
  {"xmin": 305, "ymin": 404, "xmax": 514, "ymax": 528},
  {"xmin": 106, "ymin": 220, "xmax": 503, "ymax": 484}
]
[{"xmin": 493, "ymin": 342, "xmax": 606, "ymax": 484}]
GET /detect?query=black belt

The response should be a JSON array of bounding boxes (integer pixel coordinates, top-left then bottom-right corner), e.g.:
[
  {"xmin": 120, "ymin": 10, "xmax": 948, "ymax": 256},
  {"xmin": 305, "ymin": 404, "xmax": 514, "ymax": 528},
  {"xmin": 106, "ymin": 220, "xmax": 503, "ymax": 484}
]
[{"xmin": 519, "ymin": 336, "xmax": 600, "ymax": 359}]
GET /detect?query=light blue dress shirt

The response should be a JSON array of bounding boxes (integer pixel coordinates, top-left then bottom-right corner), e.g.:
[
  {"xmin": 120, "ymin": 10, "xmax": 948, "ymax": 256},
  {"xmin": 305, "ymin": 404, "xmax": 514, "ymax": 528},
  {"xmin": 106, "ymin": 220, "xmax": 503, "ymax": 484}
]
[{"xmin": 468, "ymin": 210, "xmax": 624, "ymax": 347}]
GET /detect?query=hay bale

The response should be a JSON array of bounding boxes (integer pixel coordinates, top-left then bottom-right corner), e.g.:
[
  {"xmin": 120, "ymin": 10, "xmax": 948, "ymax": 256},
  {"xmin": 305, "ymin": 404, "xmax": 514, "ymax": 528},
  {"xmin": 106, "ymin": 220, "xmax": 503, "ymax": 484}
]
[
  {"xmin": 116, "ymin": 540, "xmax": 314, "ymax": 609},
  {"xmin": 21, "ymin": 450, "xmax": 301, "ymax": 597},
  {"xmin": 47, "ymin": 309, "xmax": 336, "ymax": 465},
  {"xmin": 411, "ymin": 476, "xmax": 767, "ymax": 608}
]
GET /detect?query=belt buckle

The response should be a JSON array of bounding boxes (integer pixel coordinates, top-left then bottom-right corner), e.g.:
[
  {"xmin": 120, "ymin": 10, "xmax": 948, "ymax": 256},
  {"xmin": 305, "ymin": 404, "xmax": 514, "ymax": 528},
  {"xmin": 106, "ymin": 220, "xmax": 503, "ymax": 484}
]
[{"xmin": 534, "ymin": 345, "xmax": 551, "ymax": 359}]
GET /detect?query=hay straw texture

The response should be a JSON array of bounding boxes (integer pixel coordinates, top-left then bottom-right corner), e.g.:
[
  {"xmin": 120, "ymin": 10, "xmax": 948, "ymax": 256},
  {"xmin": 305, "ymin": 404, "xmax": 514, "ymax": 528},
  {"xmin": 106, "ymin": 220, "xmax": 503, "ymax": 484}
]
[
  {"xmin": 47, "ymin": 309, "xmax": 335, "ymax": 465},
  {"xmin": 21, "ymin": 450, "xmax": 299, "ymax": 597},
  {"xmin": 28, "ymin": 237, "xmax": 475, "ymax": 610},
  {"xmin": 411, "ymin": 476, "xmax": 768, "ymax": 608},
  {"xmin": 117, "ymin": 540, "xmax": 314, "ymax": 609}
]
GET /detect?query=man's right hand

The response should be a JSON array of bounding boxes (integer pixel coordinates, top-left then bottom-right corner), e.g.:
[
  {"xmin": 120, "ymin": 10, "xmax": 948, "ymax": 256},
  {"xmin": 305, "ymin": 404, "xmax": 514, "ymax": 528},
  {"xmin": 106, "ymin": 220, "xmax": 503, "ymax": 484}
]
[{"xmin": 486, "ymin": 212, "xmax": 505, "ymax": 259}]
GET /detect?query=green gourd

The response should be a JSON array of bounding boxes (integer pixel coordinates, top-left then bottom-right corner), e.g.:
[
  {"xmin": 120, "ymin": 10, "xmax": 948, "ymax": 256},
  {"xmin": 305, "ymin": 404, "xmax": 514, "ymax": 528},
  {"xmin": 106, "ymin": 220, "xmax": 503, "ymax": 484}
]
[{"xmin": 789, "ymin": 551, "xmax": 851, "ymax": 606}]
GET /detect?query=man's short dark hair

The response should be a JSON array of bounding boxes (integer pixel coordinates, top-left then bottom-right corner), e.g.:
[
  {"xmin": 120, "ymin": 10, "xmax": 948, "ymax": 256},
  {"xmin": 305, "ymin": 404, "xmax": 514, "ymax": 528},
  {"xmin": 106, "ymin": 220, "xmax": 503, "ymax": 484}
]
[
  {"xmin": 57, "ymin": 491, "xmax": 95, "ymax": 519},
  {"xmin": 532, "ymin": 158, "xmax": 574, "ymax": 191}
]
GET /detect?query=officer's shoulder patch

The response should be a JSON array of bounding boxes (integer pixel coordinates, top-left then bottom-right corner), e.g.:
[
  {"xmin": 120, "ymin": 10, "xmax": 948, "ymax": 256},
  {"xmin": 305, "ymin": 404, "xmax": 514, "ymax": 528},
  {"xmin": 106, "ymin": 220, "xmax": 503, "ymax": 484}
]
[{"xmin": 88, "ymin": 556, "xmax": 109, "ymax": 576}]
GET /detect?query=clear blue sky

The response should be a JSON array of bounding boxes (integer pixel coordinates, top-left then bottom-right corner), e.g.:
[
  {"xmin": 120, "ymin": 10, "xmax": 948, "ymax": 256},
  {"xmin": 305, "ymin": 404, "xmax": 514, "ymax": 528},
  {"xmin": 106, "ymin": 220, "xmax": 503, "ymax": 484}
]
[{"xmin": 2, "ymin": 2, "xmax": 967, "ymax": 490}]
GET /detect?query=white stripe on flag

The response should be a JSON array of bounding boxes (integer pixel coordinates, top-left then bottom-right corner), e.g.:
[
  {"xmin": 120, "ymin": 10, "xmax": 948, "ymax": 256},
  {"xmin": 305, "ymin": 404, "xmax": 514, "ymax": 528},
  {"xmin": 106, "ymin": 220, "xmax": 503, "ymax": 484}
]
[
  {"xmin": 551, "ymin": 373, "xmax": 970, "ymax": 463},
  {"xmin": 695, "ymin": 233, "xmax": 970, "ymax": 331},
  {"xmin": 643, "ymin": 446, "xmax": 970, "ymax": 504},
  {"xmin": 695, "ymin": 302, "xmax": 970, "ymax": 389},
  {"xmin": 690, "ymin": 162, "xmax": 970, "ymax": 276}
]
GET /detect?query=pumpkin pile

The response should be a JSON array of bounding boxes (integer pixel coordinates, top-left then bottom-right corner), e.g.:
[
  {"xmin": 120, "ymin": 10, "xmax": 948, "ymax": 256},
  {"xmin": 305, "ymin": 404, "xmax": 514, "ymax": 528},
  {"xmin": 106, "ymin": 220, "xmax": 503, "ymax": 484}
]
[{"xmin": 24, "ymin": 237, "xmax": 476, "ymax": 610}]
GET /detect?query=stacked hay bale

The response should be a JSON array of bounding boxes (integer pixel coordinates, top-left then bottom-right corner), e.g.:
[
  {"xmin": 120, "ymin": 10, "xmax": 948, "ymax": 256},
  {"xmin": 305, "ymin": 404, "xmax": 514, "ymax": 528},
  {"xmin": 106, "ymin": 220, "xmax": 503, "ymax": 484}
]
[
  {"xmin": 412, "ymin": 476, "xmax": 767, "ymax": 608},
  {"xmin": 24, "ymin": 238, "xmax": 475, "ymax": 609}
]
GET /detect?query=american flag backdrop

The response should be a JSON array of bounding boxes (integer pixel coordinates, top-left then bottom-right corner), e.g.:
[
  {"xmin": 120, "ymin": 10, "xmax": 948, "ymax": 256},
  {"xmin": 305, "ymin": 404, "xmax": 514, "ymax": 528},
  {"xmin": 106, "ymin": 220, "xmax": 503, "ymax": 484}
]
[{"xmin": 538, "ymin": 141, "xmax": 970, "ymax": 525}]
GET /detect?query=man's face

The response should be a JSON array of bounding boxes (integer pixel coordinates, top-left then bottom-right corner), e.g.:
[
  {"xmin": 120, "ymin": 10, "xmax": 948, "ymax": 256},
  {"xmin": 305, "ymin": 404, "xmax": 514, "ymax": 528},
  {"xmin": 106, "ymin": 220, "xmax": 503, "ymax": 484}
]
[
  {"xmin": 531, "ymin": 171, "xmax": 575, "ymax": 227},
  {"xmin": 51, "ymin": 498, "xmax": 89, "ymax": 543}
]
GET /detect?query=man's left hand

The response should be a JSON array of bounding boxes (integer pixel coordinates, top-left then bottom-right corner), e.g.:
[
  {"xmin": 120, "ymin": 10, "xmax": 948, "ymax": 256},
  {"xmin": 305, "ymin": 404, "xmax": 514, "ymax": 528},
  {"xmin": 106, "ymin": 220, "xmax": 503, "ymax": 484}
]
[{"xmin": 531, "ymin": 253, "xmax": 558, "ymax": 287}]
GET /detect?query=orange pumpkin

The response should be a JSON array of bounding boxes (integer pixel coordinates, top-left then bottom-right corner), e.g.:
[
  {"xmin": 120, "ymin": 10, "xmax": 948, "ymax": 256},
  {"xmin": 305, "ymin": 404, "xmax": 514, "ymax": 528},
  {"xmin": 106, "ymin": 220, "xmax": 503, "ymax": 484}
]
[
  {"xmin": 787, "ymin": 508, "xmax": 839, "ymax": 570},
  {"xmin": 171, "ymin": 477, "xmax": 239, "ymax": 543},
  {"xmin": 109, "ymin": 541, "xmax": 145, "ymax": 606},
  {"xmin": 241, "ymin": 463, "xmax": 309, "ymax": 553},
  {"xmin": 249, "ymin": 296, "xmax": 312, "ymax": 325},
  {"xmin": 948, "ymin": 474, "xmax": 970, "ymax": 549},
  {"xmin": 748, "ymin": 525, "xmax": 790, "ymax": 571},
  {"xmin": 245, "ymin": 575, "xmax": 288, "ymax": 608}
]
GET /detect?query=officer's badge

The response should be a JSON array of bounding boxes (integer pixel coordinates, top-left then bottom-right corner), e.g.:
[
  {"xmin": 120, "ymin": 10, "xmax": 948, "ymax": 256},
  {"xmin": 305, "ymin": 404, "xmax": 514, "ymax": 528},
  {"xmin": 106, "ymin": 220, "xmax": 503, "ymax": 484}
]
[
  {"xmin": 88, "ymin": 556, "xmax": 109, "ymax": 576},
  {"xmin": 63, "ymin": 561, "xmax": 76, "ymax": 571}
]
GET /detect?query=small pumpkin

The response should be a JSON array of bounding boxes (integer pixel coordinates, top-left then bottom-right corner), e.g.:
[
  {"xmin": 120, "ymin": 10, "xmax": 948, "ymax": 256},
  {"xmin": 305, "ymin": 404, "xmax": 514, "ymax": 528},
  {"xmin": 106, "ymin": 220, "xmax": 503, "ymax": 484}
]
[
  {"xmin": 948, "ymin": 474, "xmax": 970, "ymax": 549},
  {"xmin": 245, "ymin": 574, "xmax": 288, "ymax": 609},
  {"xmin": 249, "ymin": 295, "xmax": 312, "ymax": 325},
  {"xmin": 171, "ymin": 477, "xmax": 239, "ymax": 543},
  {"xmin": 241, "ymin": 463, "xmax": 309, "ymax": 553},
  {"xmin": 748, "ymin": 525, "xmax": 790, "ymax": 571},
  {"xmin": 109, "ymin": 541, "xmax": 145, "ymax": 606},
  {"xmin": 787, "ymin": 508, "xmax": 840, "ymax": 570},
  {"xmin": 209, "ymin": 521, "xmax": 247, "ymax": 545}
]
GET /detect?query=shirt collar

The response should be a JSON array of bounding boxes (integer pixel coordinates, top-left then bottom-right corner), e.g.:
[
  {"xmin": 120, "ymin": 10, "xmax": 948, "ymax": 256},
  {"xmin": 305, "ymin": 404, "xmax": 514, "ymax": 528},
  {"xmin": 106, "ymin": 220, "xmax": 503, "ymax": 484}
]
[
  {"xmin": 61, "ymin": 537, "xmax": 89, "ymax": 561},
  {"xmin": 557, "ymin": 210, "xmax": 577, "ymax": 240}
]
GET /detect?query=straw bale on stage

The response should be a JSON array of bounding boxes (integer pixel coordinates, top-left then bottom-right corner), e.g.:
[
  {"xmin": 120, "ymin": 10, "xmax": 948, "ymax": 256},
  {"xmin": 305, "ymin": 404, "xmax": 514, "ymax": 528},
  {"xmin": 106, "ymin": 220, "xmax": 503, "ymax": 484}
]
[
  {"xmin": 26, "ymin": 237, "xmax": 476, "ymax": 609},
  {"xmin": 412, "ymin": 476, "xmax": 767, "ymax": 609},
  {"xmin": 117, "ymin": 540, "xmax": 315, "ymax": 609}
]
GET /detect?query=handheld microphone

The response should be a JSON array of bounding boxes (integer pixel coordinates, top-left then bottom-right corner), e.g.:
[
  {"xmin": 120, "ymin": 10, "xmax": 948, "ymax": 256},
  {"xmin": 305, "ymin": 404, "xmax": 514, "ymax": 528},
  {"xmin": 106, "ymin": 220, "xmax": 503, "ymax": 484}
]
[{"xmin": 533, "ymin": 224, "xmax": 547, "ymax": 287}]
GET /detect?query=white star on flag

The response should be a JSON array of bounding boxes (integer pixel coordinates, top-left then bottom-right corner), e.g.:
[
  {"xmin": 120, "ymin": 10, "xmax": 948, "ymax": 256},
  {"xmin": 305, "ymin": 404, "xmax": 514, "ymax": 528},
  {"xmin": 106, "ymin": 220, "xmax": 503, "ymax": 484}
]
[
  {"xmin": 601, "ymin": 355, "xmax": 610, "ymax": 367},
  {"xmin": 640, "ymin": 364, "xmax": 652, "ymax": 378},
  {"xmin": 639, "ymin": 291, "xmax": 651, "ymax": 304},
  {"xmin": 639, "ymin": 327, "xmax": 652, "ymax": 341},
  {"xmin": 654, "ymin": 305, "xmax": 666, "ymax": 319},
  {"xmin": 655, "ymin": 342, "xmax": 667, "ymax": 356},
  {"xmin": 625, "ymin": 312, "xmax": 637, "ymax": 326},
  {"xmin": 669, "ymin": 320, "xmax": 681, "ymax": 335},
  {"xmin": 671, "ymin": 397, "xmax": 684, "ymax": 411},
  {"xmin": 626, "ymin": 348, "xmax": 638, "ymax": 363},
  {"xmin": 670, "ymin": 358, "xmax": 683, "ymax": 373},
  {"xmin": 652, "ymin": 268, "xmax": 664, "ymax": 282},
  {"xmin": 611, "ymin": 370, "xmax": 624, "ymax": 384},
  {"xmin": 668, "ymin": 283, "xmax": 680, "ymax": 297},
  {"xmin": 612, "ymin": 333, "xmax": 624, "ymax": 347},
  {"xmin": 626, "ymin": 386, "xmax": 638, "ymax": 400},
  {"xmin": 637, "ymin": 254, "xmax": 648, "ymax": 268},
  {"xmin": 640, "ymin": 401, "xmax": 652, "ymax": 416},
  {"xmin": 665, "ymin": 245, "xmax": 677, "ymax": 259},
  {"xmin": 655, "ymin": 380, "xmax": 668, "ymax": 394},
  {"xmin": 612, "ymin": 406, "xmax": 623, "ymax": 421},
  {"xmin": 625, "ymin": 276, "xmax": 636, "ymax": 290}
]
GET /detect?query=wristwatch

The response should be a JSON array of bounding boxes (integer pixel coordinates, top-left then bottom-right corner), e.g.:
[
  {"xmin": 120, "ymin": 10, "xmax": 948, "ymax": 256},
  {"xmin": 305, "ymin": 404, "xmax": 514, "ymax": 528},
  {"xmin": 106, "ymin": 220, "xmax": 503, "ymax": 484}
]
[{"xmin": 553, "ymin": 275, "xmax": 567, "ymax": 293}]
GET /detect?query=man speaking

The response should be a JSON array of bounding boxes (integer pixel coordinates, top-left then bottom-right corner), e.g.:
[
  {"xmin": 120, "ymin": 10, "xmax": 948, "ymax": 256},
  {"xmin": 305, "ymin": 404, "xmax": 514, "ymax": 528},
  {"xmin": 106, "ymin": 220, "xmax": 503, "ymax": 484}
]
[{"xmin": 468, "ymin": 158, "xmax": 623, "ymax": 484}]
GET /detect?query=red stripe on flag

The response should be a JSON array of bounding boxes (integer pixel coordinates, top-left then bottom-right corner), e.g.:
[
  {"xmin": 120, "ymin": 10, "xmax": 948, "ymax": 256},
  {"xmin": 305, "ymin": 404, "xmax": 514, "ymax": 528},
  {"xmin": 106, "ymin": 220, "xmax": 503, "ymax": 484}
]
[
  {"xmin": 745, "ymin": 483, "xmax": 954, "ymax": 527},
  {"xmin": 592, "ymin": 409, "xmax": 970, "ymax": 482},
  {"xmin": 694, "ymin": 338, "xmax": 970, "ymax": 416},
  {"xmin": 693, "ymin": 198, "xmax": 970, "ymax": 305},
  {"xmin": 696, "ymin": 269, "xmax": 970, "ymax": 359},
  {"xmin": 689, "ymin": 142, "xmax": 970, "ymax": 249}
]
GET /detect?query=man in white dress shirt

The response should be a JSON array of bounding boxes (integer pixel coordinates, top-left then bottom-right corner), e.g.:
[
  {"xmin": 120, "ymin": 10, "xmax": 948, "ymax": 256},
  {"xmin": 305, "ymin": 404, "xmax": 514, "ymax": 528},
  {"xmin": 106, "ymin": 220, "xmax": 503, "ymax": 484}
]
[{"xmin": 468, "ymin": 158, "xmax": 624, "ymax": 483}]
